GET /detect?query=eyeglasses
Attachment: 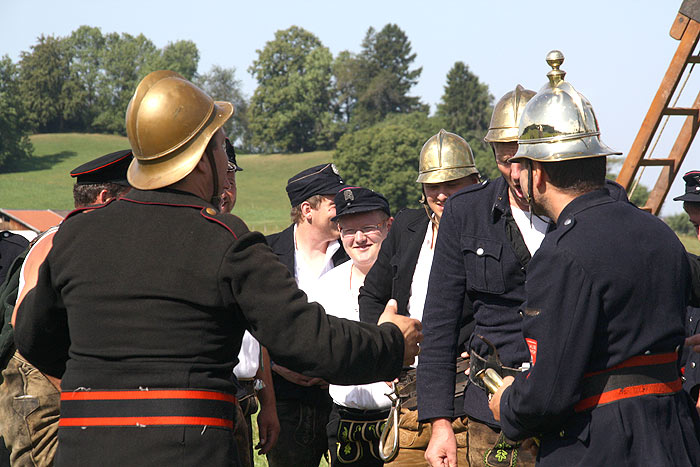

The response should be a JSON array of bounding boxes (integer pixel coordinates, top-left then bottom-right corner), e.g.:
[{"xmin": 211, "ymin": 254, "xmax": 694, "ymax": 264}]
[{"xmin": 340, "ymin": 223, "xmax": 384, "ymax": 238}]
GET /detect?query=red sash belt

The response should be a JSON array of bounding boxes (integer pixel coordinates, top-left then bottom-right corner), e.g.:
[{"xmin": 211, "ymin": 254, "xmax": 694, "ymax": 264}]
[
  {"xmin": 574, "ymin": 352, "xmax": 682, "ymax": 413},
  {"xmin": 59, "ymin": 388, "xmax": 237, "ymax": 429}
]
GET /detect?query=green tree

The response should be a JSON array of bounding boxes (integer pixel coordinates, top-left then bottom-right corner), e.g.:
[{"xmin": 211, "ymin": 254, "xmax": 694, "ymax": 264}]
[
  {"xmin": 437, "ymin": 61, "xmax": 493, "ymax": 139},
  {"xmin": 334, "ymin": 123, "xmax": 426, "ymax": 211},
  {"xmin": 378, "ymin": 112, "xmax": 499, "ymax": 182},
  {"xmin": 248, "ymin": 26, "xmax": 334, "ymax": 152},
  {"xmin": 628, "ymin": 183, "xmax": 650, "ymax": 208},
  {"xmin": 92, "ymin": 32, "xmax": 159, "ymax": 134},
  {"xmin": 0, "ymin": 56, "xmax": 34, "ymax": 169},
  {"xmin": 63, "ymin": 26, "xmax": 105, "ymax": 131},
  {"xmin": 664, "ymin": 212, "xmax": 694, "ymax": 236},
  {"xmin": 18, "ymin": 34, "xmax": 71, "ymax": 132},
  {"xmin": 151, "ymin": 40, "xmax": 199, "ymax": 80},
  {"xmin": 347, "ymin": 24, "xmax": 425, "ymax": 128},
  {"xmin": 332, "ymin": 50, "xmax": 362, "ymax": 125},
  {"xmin": 196, "ymin": 65, "xmax": 250, "ymax": 149}
]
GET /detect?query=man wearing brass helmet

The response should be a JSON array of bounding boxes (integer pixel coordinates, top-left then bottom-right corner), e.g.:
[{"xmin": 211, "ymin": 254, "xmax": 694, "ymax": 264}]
[
  {"xmin": 420, "ymin": 84, "xmax": 544, "ymax": 467},
  {"xmin": 487, "ymin": 51, "xmax": 700, "ymax": 465},
  {"xmin": 360, "ymin": 129, "xmax": 479, "ymax": 464},
  {"xmin": 13, "ymin": 70, "xmax": 423, "ymax": 466}
]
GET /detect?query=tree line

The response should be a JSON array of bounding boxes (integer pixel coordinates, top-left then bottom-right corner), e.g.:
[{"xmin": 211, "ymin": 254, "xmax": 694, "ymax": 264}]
[{"xmin": 1, "ymin": 24, "xmax": 495, "ymax": 196}]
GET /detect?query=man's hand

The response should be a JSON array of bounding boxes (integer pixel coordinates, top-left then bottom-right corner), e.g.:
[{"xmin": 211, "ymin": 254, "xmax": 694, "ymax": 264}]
[
  {"xmin": 378, "ymin": 299, "xmax": 423, "ymax": 366},
  {"xmin": 425, "ymin": 418, "xmax": 457, "ymax": 467},
  {"xmin": 488, "ymin": 375, "xmax": 514, "ymax": 421},
  {"xmin": 271, "ymin": 364, "xmax": 328, "ymax": 388},
  {"xmin": 686, "ymin": 334, "xmax": 700, "ymax": 353},
  {"xmin": 255, "ymin": 402, "xmax": 280, "ymax": 454},
  {"xmin": 460, "ymin": 351, "xmax": 470, "ymax": 376}
]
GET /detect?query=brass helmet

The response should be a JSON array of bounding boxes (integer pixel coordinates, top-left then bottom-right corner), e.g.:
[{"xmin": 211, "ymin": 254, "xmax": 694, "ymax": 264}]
[
  {"xmin": 484, "ymin": 85, "xmax": 536, "ymax": 143},
  {"xmin": 416, "ymin": 129, "xmax": 479, "ymax": 183},
  {"xmin": 126, "ymin": 70, "xmax": 234, "ymax": 190},
  {"xmin": 512, "ymin": 50, "xmax": 620, "ymax": 163}
]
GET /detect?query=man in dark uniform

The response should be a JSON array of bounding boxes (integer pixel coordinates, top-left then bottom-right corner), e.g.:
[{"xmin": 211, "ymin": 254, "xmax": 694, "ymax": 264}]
[
  {"xmin": 419, "ymin": 87, "xmax": 543, "ymax": 467},
  {"xmin": 674, "ymin": 170, "xmax": 700, "ymax": 416},
  {"xmin": 12, "ymin": 70, "xmax": 422, "ymax": 467},
  {"xmin": 0, "ymin": 233, "xmax": 28, "ymax": 286},
  {"xmin": 0, "ymin": 150, "xmax": 132, "ymax": 467},
  {"xmin": 0, "ymin": 217, "xmax": 29, "ymax": 466},
  {"xmin": 359, "ymin": 129, "xmax": 479, "ymax": 463},
  {"xmin": 265, "ymin": 163, "xmax": 349, "ymax": 467},
  {"xmin": 488, "ymin": 51, "xmax": 700, "ymax": 466}
]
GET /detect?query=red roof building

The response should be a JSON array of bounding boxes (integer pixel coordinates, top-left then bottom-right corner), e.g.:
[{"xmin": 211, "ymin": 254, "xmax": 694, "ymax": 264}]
[{"xmin": 0, "ymin": 209, "xmax": 65, "ymax": 233}]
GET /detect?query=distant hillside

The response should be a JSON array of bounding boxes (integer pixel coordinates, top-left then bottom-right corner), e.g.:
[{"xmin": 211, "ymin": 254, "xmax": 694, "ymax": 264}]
[
  {"xmin": 3, "ymin": 133, "xmax": 700, "ymax": 253},
  {"xmin": 0, "ymin": 133, "xmax": 332, "ymax": 234}
]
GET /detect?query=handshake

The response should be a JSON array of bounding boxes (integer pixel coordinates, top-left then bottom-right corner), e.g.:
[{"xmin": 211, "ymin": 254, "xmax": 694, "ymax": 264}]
[{"xmin": 378, "ymin": 299, "xmax": 423, "ymax": 366}]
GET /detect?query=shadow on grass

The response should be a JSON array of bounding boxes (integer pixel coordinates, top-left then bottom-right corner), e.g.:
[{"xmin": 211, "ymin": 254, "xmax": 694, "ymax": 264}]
[{"xmin": 1, "ymin": 151, "xmax": 77, "ymax": 174}]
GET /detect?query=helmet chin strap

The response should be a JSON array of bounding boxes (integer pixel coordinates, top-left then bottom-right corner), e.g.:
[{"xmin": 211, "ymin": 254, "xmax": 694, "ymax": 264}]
[
  {"xmin": 419, "ymin": 187, "xmax": 440, "ymax": 228},
  {"xmin": 205, "ymin": 148, "xmax": 222, "ymax": 209},
  {"xmin": 525, "ymin": 160, "xmax": 535, "ymax": 227}
]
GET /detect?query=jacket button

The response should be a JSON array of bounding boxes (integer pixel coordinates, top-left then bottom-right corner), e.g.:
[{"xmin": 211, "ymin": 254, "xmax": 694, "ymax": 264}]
[
  {"xmin": 476, "ymin": 247, "xmax": 484, "ymax": 256},
  {"xmin": 692, "ymin": 362, "xmax": 697, "ymax": 369},
  {"xmin": 559, "ymin": 430, "xmax": 565, "ymax": 437},
  {"xmin": 563, "ymin": 218, "xmax": 572, "ymax": 226},
  {"xmin": 205, "ymin": 208, "xmax": 217, "ymax": 215}
]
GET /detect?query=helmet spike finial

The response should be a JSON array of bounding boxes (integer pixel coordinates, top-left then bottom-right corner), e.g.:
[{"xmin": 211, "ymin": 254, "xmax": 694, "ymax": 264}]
[{"xmin": 546, "ymin": 50, "xmax": 566, "ymax": 87}]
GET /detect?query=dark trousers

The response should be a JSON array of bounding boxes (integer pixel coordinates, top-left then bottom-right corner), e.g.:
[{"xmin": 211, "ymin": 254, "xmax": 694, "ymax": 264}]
[
  {"xmin": 327, "ymin": 403, "xmax": 388, "ymax": 467},
  {"xmin": 56, "ymin": 425, "xmax": 240, "ymax": 466},
  {"xmin": 267, "ymin": 397, "xmax": 332, "ymax": 467}
]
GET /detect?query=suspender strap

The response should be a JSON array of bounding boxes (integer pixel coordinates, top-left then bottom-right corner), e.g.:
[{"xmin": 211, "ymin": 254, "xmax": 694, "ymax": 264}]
[
  {"xmin": 60, "ymin": 388, "xmax": 237, "ymax": 428},
  {"xmin": 575, "ymin": 352, "xmax": 682, "ymax": 413}
]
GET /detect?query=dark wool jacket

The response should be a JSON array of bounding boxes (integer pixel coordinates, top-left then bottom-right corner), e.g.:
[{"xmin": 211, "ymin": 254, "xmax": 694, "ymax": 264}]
[
  {"xmin": 266, "ymin": 224, "xmax": 348, "ymax": 402},
  {"xmin": 500, "ymin": 188, "xmax": 699, "ymax": 466},
  {"xmin": 14, "ymin": 189, "xmax": 402, "ymax": 466}
]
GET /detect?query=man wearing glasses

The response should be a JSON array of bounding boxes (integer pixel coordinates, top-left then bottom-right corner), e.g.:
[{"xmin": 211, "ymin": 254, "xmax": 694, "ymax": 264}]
[{"xmin": 308, "ymin": 186, "xmax": 393, "ymax": 466}]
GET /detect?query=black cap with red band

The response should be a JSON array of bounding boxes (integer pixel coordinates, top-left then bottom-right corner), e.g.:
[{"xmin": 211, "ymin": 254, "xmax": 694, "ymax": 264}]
[{"xmin": 70, "ymin": 150, "xmax": 133, "ymax": 186}]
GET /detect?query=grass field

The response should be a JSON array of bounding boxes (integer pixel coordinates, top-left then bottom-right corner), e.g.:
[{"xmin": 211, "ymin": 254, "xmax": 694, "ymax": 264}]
[{"xmin": 0, "ymin": 133, "xmax": 331, "ymax": 234}]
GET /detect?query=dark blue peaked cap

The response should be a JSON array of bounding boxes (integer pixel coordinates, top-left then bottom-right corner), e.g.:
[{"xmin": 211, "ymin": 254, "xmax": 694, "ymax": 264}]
[
  {"xmin": 331, "ymin": 187, "xmax": 390, "ymax": 222},
  {"xmin": 285, "ymin": 163, "xmax": 344, "ymax": 207},
  {"xmin": 674, "ymin": 170, "xmax": 700, "ymax": 202}
]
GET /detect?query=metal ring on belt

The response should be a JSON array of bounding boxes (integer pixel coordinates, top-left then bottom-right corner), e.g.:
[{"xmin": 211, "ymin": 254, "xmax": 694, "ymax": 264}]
[
  {"xmin": 60, "ymin": 388, "xmax": 237, "ymax": 428},
  {"xmin": 574, "ymin": 352, "xmax": 682, "ymax": 412}
]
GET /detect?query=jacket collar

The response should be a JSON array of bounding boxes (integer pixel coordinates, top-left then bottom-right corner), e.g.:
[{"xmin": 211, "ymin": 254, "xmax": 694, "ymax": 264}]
[
  {"xmin": 121, "ymin": 188, "xmax": 218, "ymax": 211},
  {"xmin": 491, "ymin": 177, "xmax": 511, "ymax": 223},
  {"xmin": 556, "ymin": 187, "xmax": 614, "ymax": 227}
]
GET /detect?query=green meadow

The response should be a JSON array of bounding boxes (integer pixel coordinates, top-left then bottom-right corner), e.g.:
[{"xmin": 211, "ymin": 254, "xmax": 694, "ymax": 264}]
[
  {"xmin": 0, "ymin": 133, "xmax": 332, "ymax": 234},
  {"xmin": 2, "ymin": 133, "xmax": 699, "ymax": 254}
]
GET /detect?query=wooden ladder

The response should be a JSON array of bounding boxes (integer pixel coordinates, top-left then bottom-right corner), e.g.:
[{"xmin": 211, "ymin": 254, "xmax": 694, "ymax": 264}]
[{"xmin": 616, "ymin": 0, "xmax": 700, "ymax": 214}]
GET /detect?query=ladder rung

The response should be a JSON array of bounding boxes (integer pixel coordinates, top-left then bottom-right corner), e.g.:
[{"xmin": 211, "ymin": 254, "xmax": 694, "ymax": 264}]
[
  {"xmin": 663, "ymin": 107, "xmax": 699, "ymax": 116},
  {"xmin": 688, "ymin": 55, "xmax": 700, "ymax": 63},
  {"xmin": 639, "ymin": 158, "xmax": 675, "ymax": 167}
]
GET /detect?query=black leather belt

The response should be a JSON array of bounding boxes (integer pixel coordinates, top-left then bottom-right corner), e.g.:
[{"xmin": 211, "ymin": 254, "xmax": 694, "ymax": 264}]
[{"xmin": 396, "ymin": 356, "xmax": 469, "ymax": 410}]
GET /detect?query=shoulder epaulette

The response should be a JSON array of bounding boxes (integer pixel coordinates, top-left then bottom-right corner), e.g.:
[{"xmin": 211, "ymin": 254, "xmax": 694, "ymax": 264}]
[
  {"xmin": 199, "ymin": 208, "xmax": 249, "ymax": 239},
  {"xmin": 1, "ymin": 231, "xmax": 29, "ymax": 247},
  {"xmin": 552, "ymin": 215, "xmax": 577, "ymax": 245}
]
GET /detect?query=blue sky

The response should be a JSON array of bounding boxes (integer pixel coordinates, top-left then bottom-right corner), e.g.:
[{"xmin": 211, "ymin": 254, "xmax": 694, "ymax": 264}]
[{"xmin": 2, "ymin": 0, "xmax": 698, "ymax": 214}]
